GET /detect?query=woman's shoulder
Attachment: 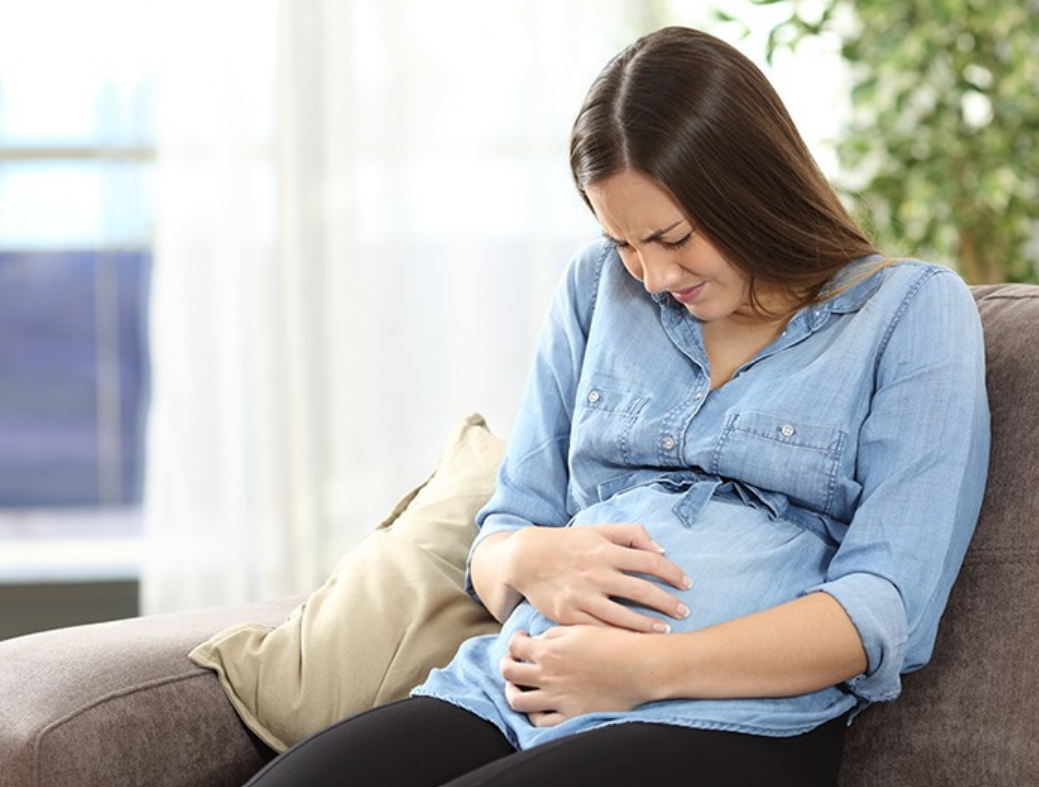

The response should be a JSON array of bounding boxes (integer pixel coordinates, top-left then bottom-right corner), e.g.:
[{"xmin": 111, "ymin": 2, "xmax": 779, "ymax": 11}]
[
  {"xmin": 553, "ymin": 239, "xmax": 609, "ymax": 302},
  {"xmin": 553, "ymin": 238, "xmax": 645, "ymax": 318},
  {"xmin": 563, "ymin": 237, "xmax": 626, "ymax": 289},
  {"xmin": 539, "ymin": 239, "xmax": 618, "ymax": 339},
  {"xmin": 861, "ymin": 259, "xmax": 983, "ymax": 359},
  {"xmin": 875, "ymin": 257, "xmax": 976, "ymax": 314},
  {"xmin": 824, "ymin": 257, "xmax": 980, "ymax": 355},
  {"xmin": 839, "ymin": 256, "xmax": 975, "ymax": 316},
  {"xmin": 877, "ymin": 256, "xmax": 967, "ymax": 284}
]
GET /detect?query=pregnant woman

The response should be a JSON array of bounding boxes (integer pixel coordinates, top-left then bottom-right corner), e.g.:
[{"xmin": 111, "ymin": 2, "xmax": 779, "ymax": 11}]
[{"xmin": 245, "ymin": 25, "xmax": 989, "ymax": 787}]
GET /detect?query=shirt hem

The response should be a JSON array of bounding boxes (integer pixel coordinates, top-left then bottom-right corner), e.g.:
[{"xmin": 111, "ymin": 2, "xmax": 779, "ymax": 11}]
[{"xmin": 410, "ymin": 687, "xmax": 845, "ymax": 749}]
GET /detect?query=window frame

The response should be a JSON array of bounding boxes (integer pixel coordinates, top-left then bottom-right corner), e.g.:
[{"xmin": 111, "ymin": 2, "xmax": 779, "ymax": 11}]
[{"xmin": 0, "ymin": 142, "xmax": 153, "ymax": 584}]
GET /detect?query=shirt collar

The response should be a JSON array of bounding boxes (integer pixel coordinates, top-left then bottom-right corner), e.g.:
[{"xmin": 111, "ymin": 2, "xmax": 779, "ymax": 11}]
[{"xmin": 818, "ymin": 255, "xmax": 888, "ymax": 315}]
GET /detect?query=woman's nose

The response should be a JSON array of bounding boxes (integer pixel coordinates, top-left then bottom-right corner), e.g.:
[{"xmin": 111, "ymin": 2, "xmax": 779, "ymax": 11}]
[{"xmin": 639, "ymin": 250, "xmax": 680, "ymax": 294}]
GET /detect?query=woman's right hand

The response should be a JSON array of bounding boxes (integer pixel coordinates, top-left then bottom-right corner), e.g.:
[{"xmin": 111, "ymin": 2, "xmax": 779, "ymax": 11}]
[{"xmin": 471, "ymin": 524, "xmax": 692, "ymax": 633}]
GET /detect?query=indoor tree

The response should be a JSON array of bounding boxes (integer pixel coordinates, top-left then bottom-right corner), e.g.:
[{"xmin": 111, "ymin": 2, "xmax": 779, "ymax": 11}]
[{"xmin": 741, "ymin": 0, "xmax": 1039, "ymax": 283}]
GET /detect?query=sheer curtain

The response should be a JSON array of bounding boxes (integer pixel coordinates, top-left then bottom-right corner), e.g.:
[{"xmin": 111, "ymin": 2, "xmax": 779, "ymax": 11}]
[{"xmin": 142, "ymin": 0, "xmax": 694, "ymax": 613}]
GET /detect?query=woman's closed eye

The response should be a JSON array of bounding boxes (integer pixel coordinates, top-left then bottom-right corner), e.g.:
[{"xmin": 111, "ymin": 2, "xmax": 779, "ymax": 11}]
[
  {"xmin": 607, "ymin": 231, "xmax": 696, "ymax": 252},
  {"xmin": 661, "ymin": 231, "xmax": 695, "ymax": 250}
]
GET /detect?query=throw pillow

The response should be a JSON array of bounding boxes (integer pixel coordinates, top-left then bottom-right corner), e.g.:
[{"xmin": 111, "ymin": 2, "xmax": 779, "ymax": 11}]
[{"xmin": 189, "ymin": 413, "xmax": 505, "ymax": 752}]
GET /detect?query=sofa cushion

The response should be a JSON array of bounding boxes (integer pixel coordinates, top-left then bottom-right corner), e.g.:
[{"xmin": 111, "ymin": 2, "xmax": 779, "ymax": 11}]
[{"xmin": 189, "ymin": 413, "xmax": 504, "ymax": 752}]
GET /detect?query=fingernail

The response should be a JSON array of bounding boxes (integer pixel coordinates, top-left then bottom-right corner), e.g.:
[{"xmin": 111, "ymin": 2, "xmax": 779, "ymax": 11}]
[
  {"xmin": 676, "ymin": 603, "xmax": 690, "ymax": 619},
  {"xmin": 682, "ymin": 575, "xmax": 693, "ymax": 590},
  {"xmin": 652, "ymin": 540, "xmax": 666, "ymax": 554},
  {"xmin": 652, "ymin": 621, "xmax": 672, "ymax": 634}
]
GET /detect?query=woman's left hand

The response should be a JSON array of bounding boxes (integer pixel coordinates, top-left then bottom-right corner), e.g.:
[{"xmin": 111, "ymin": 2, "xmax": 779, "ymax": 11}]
[{"xmin": 500, "ymin": 626, "xmax": 661, "ymax": 727}]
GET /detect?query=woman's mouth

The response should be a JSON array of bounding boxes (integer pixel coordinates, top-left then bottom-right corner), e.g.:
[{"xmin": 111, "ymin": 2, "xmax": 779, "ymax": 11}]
[{"xmin": 671, "ymin": 282, "xmax": 705, "ymax": 304}]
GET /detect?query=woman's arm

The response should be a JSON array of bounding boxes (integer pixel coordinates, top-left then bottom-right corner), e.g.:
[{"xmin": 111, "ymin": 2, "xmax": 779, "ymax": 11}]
[
  {"xmin": 651, "ymin": 592, "xmax": 866, "ymax": 699},
  {"xmin": 803, "ymin": 269, "xmax": 989, "ymax": 704},
  {"xmin": 501, "ymin": 592, "xmax": 867, "ymax": 727},
  {"xmin": 468, "ymin": 243, "xmax": 694, "ymax": 633}
]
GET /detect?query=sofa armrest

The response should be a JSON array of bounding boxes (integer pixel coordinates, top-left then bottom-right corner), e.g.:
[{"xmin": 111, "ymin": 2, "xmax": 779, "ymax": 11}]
[{"xmin": 0, "ymin": 596, "xmax": 302, "ymax": 787}]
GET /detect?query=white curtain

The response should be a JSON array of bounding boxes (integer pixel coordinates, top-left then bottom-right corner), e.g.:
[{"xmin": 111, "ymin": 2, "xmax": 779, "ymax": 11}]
[{"xmin": 142, "ymin": 0, "xmax": 706, "ymax": 614}]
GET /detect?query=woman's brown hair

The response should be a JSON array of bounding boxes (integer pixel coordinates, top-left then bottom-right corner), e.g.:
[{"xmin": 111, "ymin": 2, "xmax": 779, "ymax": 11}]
[{"xmin": 570, "ymin": 26, "xmax": 879, "ymax": 309}]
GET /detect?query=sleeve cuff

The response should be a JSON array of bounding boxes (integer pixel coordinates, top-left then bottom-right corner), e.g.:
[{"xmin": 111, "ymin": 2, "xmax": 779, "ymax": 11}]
[
  {"xmin": 805, "ymin": 572, "xmax": 908, "ymax": 703},
  {"xmin": 463, "ymin": 515, "xmax": 533, "ymax": 603}
]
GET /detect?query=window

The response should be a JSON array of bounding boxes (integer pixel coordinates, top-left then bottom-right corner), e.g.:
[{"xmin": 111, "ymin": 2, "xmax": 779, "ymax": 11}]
[{"xmin": 0, "ymin": 1, "xmax": 156, "ymax": 582}]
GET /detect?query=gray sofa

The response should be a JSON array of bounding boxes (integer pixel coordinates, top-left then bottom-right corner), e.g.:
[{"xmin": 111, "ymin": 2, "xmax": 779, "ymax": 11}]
[{"xmin": 2, "ymin": 283, "xmax": 1037, "ymax": 787}]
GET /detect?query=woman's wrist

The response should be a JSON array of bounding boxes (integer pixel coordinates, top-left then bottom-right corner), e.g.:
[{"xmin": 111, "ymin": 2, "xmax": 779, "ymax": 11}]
[
  {"xmin": 500, "ymin": 526, "xmax": 539, "ymax": 593},
  {"xmin": 632, "ymin": 630, "xmax": 698, "ymax": 704},
  {"xmin": 470, "ymin": 531, "xmax": 526, "ymax": 622}
]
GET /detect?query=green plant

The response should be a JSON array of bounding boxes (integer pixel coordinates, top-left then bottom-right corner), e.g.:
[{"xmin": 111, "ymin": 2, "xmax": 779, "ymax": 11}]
[{"xmin": 741, "ymin": 0, "xmax": 1039, "ymax": 283}]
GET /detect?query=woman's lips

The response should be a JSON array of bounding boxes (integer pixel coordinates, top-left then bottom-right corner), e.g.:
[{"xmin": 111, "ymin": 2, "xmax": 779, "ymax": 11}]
[{"xmin": 671, "ymin": 282, "xmax": 705, "ymax": 304}]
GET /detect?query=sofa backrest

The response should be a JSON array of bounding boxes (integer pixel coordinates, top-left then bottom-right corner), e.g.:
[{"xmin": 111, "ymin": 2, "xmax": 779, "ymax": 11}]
[{"xmin": 839, "ymin": 284, "xmax": 1039, "ymax": 786}]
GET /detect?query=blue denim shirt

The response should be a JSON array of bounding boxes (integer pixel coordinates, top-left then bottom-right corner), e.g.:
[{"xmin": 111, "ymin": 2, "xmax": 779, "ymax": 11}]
[{"xmin": 415, "ymin": 240, "xmax": 990, "ymax": 747}]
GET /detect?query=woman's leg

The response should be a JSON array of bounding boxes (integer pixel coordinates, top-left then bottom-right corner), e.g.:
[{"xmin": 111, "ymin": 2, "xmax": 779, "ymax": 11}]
[
  {"xmin": 441, "ymin": 716, "xmax": 847, "ymax": 787},
  {"xmin": 243, "ymin": 697, "xmax": 514, "ymax": 787}
]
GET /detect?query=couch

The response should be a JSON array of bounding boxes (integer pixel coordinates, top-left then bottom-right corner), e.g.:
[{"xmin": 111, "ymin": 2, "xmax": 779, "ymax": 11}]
[{"xmin": 2, "ymin": 283, "xmax": 1037, "ymax": 787}]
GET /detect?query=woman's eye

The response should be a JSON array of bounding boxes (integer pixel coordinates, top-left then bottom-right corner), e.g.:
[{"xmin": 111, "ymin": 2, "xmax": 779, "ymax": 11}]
[{"xmin": 663, "ymin": 232, "xmax": 694, "ymax": 250}]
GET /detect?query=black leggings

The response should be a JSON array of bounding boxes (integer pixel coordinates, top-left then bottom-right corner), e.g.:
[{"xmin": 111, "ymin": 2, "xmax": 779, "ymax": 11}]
[{"xmin": 244, "ymin": 697, "xmax": 846, "ymax": 787}]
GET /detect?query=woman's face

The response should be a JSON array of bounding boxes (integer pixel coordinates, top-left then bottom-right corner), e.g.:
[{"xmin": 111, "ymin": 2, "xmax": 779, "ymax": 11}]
[{"xmin": 585, "ymin": 169, "xmax": 767, "ymax": 327}]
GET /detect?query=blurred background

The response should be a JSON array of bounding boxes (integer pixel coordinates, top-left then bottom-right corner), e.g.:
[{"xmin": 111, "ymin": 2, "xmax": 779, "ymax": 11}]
[{"xmin": 0, "ymin": 0, "xmax": 1035, "ymax": 636}]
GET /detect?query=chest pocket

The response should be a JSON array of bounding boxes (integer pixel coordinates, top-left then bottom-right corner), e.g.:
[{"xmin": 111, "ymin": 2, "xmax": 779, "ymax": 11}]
[
  {"xmin": 571, "ymin": 383, "xmax": 650, "ymax": 467},
  {"xmin": 710, "ymin": 410, "xmax": 846, "ymax": 515}
]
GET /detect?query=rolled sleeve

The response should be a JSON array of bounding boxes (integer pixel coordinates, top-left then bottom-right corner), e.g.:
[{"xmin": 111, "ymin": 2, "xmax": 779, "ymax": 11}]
[
  {"xmin": 463, "ymin": 514, "xmax": 533, "ymax": 601},
  {"xmin": 807, "ymin": 573, "xmax": 908, "ymax": 702}
]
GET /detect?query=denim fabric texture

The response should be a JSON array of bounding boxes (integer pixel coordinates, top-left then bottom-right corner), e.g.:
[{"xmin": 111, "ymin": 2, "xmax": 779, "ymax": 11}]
[{"xmin": 414, "ymin": 240, "xmax": 990, "ymax": 748}]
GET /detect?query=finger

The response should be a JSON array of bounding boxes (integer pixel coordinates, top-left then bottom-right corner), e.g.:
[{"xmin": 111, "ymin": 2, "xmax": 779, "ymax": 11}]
[
  {"xmin": 582, "ymin": 571, "xmax": 691, "ymax": 627},
  {"xmin": 594, "ymin": 523, "xmax": 666, "ymax": 554},
  {"xmin": 503, "ymin": 680, "xmax": 526, "ymax": 710},
  {"xmin": 529, "ymin": 711, "xmax": 566, "ymax": 728},
  {"xmin": 504, "ymin": 681, "xmax": 554, "ymax": 715},
  {"xmin": 506, "ymin": 630, "xmax": 535, "ymax": 661},
  {"xmin": 583, "ymin": 594, "xmax": 675, "ymax": 633},
  {"xmin": 500, "ymin": 656, "xmax": 541, "ymax": 688},
  {"xmin": 606, "ymin": 573, "xmax": 692, "ymax": 620},
  {"xmin": 539, "ymin": 598, "xmax": 613, "ymax": 628},
  {"xmin": 535, "ymin": 570, "xmax": 685, "ymax": 631},
  {"xmin": 611, "ymin": 547, "xmax": 693, "ymax": 592}
]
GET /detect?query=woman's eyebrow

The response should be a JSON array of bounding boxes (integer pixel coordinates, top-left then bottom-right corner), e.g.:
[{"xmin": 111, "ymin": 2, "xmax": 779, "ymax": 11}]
[
  {"xmin": 601, "ymin": 219, "xmax": 686, "ymax": 246},
  {"xmin": 640, "ymin": 220, "xmax": 686, "ymax": 243}
]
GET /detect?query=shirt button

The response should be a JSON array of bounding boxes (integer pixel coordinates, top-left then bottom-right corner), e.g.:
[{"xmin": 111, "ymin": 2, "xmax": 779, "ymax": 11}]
[
  {"xmin": 587, "ymin": 390, "xmax": 600, "ymax": 404},
  {"xmin": 661, "ymin": 435, "xmax": 676, "ymax": 451},
  {"xmin": 779, "ymin": 423, "xmax": 796, "ymax": 438}
]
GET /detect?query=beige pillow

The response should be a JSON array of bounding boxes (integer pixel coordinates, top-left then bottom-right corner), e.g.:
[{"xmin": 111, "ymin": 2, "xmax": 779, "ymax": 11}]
[{"xmin": 189, "ymin": 413, "xmax": 505, "ymax": 752}]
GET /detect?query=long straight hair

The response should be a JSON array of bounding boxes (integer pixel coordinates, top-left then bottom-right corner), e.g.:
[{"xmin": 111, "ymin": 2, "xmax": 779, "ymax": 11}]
[{"xmin": 570, "ymin": 27, "xmax": 879, "ymax": 308}]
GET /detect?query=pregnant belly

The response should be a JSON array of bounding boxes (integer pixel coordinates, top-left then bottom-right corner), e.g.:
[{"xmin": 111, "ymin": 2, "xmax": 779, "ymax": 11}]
[{"xmin": 503, "ymin": 482, "xmax": 837, "ymax": 639}]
